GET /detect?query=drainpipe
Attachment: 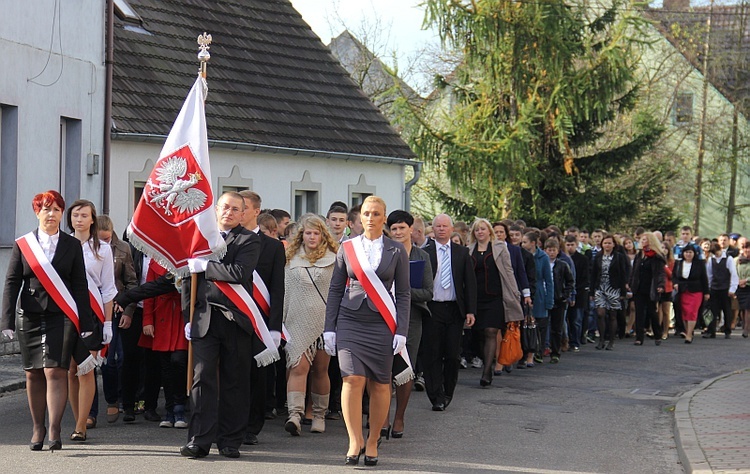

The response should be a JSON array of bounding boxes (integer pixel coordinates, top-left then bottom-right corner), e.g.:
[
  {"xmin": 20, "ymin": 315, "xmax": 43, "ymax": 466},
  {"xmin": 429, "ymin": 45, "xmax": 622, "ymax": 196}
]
[
  {"xmin": 102, "ymin": 0, "xmax": 114, "ymax": 214},
  {"xmin": 404, "ymin": 161, "xmax": 422, "ymax": 212}
]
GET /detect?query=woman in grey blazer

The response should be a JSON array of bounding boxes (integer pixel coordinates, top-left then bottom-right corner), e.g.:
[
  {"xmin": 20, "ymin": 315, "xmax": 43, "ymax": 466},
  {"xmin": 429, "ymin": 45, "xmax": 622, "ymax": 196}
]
[{"xmin": 324, "ymin": 197, "xmax": 411, "ymax": 467}]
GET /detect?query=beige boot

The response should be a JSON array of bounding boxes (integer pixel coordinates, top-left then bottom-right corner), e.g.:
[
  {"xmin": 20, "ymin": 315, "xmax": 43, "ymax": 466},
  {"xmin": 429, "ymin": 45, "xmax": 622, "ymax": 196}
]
[
  {"xmin": 310, "ymin": 393, "xmax": 329, "ymax": 433},
  {"xmin": 285, "ymin": 391, "xmax": 305, "ymax": 436}
]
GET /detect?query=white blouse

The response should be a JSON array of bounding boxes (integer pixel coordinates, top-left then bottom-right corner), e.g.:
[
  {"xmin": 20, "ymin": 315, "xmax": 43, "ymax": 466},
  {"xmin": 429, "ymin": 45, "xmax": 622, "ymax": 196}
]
[
  {"xmin": 361, "ymin": 235, "xmax": 383, "ymax": 270},
  {"xmin": 81, "ymin": 239, "xmax": 117, "ymax": 303},
  {"xmin": 681, "ymin": 261, "xmax": 693, "ymax": 280}
]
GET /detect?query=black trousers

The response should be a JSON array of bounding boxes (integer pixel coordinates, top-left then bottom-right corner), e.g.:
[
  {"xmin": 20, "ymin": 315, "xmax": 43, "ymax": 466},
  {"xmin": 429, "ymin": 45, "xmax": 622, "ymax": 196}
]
[
  {"xmin": 188, "ymin": 309, "xmax": 254, "ymax": 450},
  {"xmin": 549, "ymin": 302, "xmax": 567, "ymax": 357},
  {"xmin": 673, "ymin": 292, "xmax": 686, "ymax": 335},
  {"xmin": 119, "ymin": 308, "xmax": 144, "ymax": 411},
  {"xmin": 635, "ymin": 293, "xmax": 662, "ymax": 342},
  {"xmin": 247, "ymin": 357, "xmax": 267, "ymax": 436},
  {"xmin": 709, "ymin": 289, "xmax": 733, "ymax": 336},
  {"xmin": 423, "ymin": 301, "xmax": 463, "ymax": 405},
  {"xmin": 160, "ymin": 350, "xmax": 187, "ymax": 413}
]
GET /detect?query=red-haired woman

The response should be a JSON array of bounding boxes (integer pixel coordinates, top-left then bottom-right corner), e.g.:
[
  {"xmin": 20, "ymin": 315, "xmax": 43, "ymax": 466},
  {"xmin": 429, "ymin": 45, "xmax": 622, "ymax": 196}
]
[{"xmin": 2, "ymin": 191, "xmax": 93, "ymax": 451}]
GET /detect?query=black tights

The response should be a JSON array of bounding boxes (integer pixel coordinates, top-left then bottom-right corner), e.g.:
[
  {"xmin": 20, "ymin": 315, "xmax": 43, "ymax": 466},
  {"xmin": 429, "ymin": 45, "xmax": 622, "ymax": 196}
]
[
  {"xmin": 597, "ymin": 308, "xmax": 618, "ymax": 345},
  {"xmin": 480, "ymin": 327, "xmax": 498, "ymax": 381}
]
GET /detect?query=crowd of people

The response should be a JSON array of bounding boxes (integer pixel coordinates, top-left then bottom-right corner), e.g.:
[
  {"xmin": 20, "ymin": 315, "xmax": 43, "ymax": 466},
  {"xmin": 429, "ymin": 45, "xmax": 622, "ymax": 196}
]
[{"xmin": 2, "ymin": 189, "xmax": 747, "ymax": 465}]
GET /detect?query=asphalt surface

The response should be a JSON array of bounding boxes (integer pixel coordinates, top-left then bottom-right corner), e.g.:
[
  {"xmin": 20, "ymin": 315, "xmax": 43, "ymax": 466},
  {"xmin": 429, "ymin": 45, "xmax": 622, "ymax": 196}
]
[{"xmin": 0, "ymin": 333, "xmax": 748, "ymax": 473}]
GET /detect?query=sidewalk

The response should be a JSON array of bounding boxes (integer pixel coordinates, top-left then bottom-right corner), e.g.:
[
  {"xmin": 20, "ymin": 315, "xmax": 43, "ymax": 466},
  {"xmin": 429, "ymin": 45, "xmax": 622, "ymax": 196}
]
[
  {"xmin": 0, "ymin": 351, "xmax": 24, "ymax": 394},
  {"xmin": 675, "ymin": 368, "xmax": 750, "ymax": 474}
]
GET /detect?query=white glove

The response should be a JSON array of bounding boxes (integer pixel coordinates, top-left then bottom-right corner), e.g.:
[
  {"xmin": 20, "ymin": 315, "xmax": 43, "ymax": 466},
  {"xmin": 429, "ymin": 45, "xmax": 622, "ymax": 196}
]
[
  {"xmin": 184, "ymin": 322, "xmax": 192, "ymax": 341},
  {"xmin": 102, "ymin": 321, "xmax": 113, "ymax": 344},
  {"xmin": 393, "ymin": 334, "xmax": 407, "ymax": 355},
  {"xmin": 187, "ymin": 258, "xmax": 210, "ymax": 274},
  {"xmin": 1, "ymin": 329, "xmax": 14, "ymax": 340},
  {"xmin": 323, "ymin": 331, "xmax": 337, "ymax": 356},
  {"xmin": 270, "ymin": 330, "xmax": 282, "ymax": 349}
]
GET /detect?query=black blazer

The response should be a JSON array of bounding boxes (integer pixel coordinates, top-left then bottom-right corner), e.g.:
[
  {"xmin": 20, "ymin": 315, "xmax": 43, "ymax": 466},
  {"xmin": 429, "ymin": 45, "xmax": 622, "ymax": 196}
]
[
  {"xmin": 673, "ymin": 259, "xmax": 709, "ymax": 295},
  {"xmin": 254, "ymin": 231, "xmax": 286, "ymax": 333},
  {"xmin": 424, "ymin": 239, "xmax": 478, "ymax": 317},
  {"xmin": 183, "ymin": 225, "xmax": 260, "ymax": 338},
  {"xmin": 519, "ymin": 245, "xmax": 537, "ymax": 300},
  {"xmin": 2, "ymin": 230, "xmax": 94, "ymax": 332},
  {"xmin": 591, "ymin": 251, "xmax": 630, "ymax": 297},
  {"xmin": 629, "ymin": 253, "xmax": 667, "ymax": 302}
]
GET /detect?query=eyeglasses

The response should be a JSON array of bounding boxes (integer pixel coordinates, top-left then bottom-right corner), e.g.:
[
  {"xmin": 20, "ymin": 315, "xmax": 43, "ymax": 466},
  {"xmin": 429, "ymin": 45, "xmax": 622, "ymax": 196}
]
[{"xmin": 218, "ymin": 205, "xmax": 242, "ymax": 214}]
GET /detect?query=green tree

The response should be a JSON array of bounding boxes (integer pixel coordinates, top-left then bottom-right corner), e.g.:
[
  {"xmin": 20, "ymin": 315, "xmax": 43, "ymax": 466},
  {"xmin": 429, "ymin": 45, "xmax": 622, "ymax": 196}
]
[{"xmin": 406, "ymin": 0, "xmax": 674, "ymax": 229}]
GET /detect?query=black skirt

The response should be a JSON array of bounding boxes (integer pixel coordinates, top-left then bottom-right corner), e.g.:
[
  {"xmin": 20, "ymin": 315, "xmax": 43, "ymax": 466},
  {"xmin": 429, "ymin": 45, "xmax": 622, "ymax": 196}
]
[{"xmin": 17, "ymin": 311, "xmax": 77, "ymax": 370}]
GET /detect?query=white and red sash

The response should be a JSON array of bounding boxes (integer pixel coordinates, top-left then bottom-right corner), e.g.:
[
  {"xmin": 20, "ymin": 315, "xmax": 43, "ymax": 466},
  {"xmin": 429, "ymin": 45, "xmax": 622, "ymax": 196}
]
[
  {"xmin": 16, "ymin": 232, "xmax": 80, "ymax": 331},
  {"xmin": 342, "ymin": 237, "xmax": 413, "ymax": 385},
  {"xmin": 87, "ymin": 277, "xmax": 108, "ymax": 359},
  {"xmin": 252, "ymin": 270, "xmax": 290, "ymax": 342},
  {"xmin": 214, "ymin": 280, "xmax": 280, "ymax": 367}
]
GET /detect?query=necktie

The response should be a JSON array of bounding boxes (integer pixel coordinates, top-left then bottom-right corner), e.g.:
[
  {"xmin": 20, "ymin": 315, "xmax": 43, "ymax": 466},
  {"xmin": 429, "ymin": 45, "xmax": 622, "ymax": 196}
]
[
  {"xmin": 439, "ymin": 246, "xmax": 451, "ymax": 290},
  {"xmin": 220, "ymin": 231, "xmax": 227, "ymax": 240}
]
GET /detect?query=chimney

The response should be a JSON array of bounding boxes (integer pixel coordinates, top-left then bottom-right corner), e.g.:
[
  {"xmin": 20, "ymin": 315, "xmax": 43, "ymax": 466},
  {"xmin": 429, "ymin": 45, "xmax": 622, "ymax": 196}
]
[{"xmin": 662, "ymin": 0, "xmax": 690, "ymax": 10}]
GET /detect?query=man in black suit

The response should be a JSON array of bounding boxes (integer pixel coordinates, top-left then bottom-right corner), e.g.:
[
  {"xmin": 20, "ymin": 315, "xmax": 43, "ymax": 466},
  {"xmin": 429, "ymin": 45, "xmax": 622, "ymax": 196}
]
[
  {"xmin": 238, "ymin": 191, "xmax": 285, "ymax": 446},
  {"xmin": 422, "ymin": 213, "xmax": 477, "ymax": 411},
  {"xmin": 180, "ymin": 192, "xmax": 261, "ymax": 459}
]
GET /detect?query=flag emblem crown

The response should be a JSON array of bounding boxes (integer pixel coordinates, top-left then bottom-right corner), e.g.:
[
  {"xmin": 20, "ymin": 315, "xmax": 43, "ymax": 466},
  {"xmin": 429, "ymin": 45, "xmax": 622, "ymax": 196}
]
[{"xmin": 145, "ymin": 145, "xmax": 211, "ymax": 224}]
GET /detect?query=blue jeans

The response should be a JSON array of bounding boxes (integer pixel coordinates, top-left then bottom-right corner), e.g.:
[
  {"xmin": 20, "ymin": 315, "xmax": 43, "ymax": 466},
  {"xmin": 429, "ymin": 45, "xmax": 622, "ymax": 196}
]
[{"xmin": 568, "ymin": 305, "xmax": 585, "ymax": 348}]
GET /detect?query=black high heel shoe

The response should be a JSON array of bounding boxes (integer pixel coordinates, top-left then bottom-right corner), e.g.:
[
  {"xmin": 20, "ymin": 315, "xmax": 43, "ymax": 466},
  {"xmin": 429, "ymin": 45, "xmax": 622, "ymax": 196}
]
[
  {"xmin": 480, "ymin": 378, "xmax": 491, "ymax": 387},
  {"xmin": 48, "ymin": 439, "xmax": 62, "ymax": 452},
  {"xmin": 345, "ymin": 447, "xmax": 365, "ymax": 465},
  {"xmin": 380, "ymin": 425, "xmax": 391, "ymax": 440},
  {"xmin": 364, "ymin": 455, "xmax": 378, "ymax": 466},
  {"xmin": 30, "ymin": 427, "xmax": 46, "ymax": 451}
]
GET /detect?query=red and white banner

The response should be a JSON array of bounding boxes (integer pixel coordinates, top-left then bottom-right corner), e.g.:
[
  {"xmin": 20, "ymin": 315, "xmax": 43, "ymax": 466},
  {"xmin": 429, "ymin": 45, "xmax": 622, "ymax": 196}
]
[
  {"xmin": 214, "ymin": 281, "xmax": 280, "ymax": 367},
  {"xmin": 127, "ymin": 76, "xmax": 225, "ymax": 277},
  {"xmin": 16, "ymin": 232, "xmax": 80, "ymax": 331},
  {"xmin": 342, "ymin": 237, "xmax": 413, "ymax": 385}
]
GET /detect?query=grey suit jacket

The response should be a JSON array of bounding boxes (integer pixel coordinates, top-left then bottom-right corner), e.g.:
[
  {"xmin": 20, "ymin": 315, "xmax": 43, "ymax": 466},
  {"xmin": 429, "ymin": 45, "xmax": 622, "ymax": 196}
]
[{"xmin": 325, "ymin": 235, "xmax": 411, "ymax": 337}]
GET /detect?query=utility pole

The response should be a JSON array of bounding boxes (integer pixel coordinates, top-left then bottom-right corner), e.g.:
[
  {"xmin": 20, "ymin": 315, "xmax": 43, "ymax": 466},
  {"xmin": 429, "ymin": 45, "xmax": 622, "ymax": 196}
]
[{"xmin": 693, "ymin": 0, "xmax": 714, "ymax": 236}]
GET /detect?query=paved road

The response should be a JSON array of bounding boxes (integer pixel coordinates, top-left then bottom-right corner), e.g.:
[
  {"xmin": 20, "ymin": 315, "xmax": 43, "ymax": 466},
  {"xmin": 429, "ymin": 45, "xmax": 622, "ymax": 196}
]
[{"xmin": 0, "ymin": 334, "xmax": 747, "ymax": 473}]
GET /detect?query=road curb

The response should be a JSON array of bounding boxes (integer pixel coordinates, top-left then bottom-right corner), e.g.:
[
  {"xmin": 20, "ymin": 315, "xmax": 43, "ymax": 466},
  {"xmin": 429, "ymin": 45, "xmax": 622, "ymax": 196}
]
[
  {"xmin": 673, "ymin": 368, "xmax": 749, "ymax": 474},
  {"xmin": 0, "ymin": 378, "xmax": 25, "ymax": 395}
]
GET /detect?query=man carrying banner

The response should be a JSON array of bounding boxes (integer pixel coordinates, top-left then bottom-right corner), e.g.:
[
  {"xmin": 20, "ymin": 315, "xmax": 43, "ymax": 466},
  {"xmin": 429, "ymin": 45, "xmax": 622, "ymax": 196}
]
[{"xmin": 177, "ymin": 191, "xmax": 260, "ymax": 458}]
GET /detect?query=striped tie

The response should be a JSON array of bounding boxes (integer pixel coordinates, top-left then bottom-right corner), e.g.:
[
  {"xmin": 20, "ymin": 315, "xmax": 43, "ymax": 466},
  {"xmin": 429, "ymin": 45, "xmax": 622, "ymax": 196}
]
[{"xmin": 439, "ymin": 246, "xmax": 451, "ymax": 289}]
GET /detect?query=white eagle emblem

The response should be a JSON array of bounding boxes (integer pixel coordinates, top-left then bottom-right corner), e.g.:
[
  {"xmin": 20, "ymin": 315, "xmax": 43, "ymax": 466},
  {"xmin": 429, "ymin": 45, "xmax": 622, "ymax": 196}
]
[{"xmin": 147, "ymin": 156, "xmax": 208, "ymax": 216}]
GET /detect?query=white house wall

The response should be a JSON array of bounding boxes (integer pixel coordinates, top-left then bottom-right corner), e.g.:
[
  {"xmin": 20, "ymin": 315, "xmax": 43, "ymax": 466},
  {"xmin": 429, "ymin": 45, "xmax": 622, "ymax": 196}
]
[
  {"xmin": 0, "ymin": 1, "xmax": 106, "ymax": 286},
  {"xmin": 109, "ymin": 141, "xmax": 406, "ymax": 234}
]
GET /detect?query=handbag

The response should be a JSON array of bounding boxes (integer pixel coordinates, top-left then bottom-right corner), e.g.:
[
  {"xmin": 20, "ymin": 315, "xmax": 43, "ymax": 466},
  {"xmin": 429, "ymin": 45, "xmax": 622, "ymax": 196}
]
[
  {"xmin": 521, "ymin": 315, "xmax": 538, "ymax": 354},
  {"xmin": 499, "ymin": 321, "xmax": 523, "ymax": 366},
  {"xmin": 701, "ymin": 306, "xmax": 714, "ymax": 327}
]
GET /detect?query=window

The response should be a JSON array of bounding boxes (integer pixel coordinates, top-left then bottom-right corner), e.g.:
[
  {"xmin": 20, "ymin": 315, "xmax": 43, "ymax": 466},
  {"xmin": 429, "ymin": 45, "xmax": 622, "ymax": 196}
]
[
  {"xmin": 217, "ymin": 165, "xmax": 253, "ymax": 197},
  {"xmin": 673, "ymin": 92, "xmax": 693, "ymax": 124},
  {"xmin": 59, "ymin": 117, "xmax": 82, "ymax": 210},
  {"xmin": 0, "ymin": 105, "xmax": 18, "ymax": 245},
  {"xmin": 129, "ymin": 159, "xmax": 153, "ymax": 219},
  {"xmin": 290, "ymin": 170, "xmax": 322, "ymax": 220},
  {"xmin": 349, "ymin": 174, "xmax": 376, "ymax": 207}
]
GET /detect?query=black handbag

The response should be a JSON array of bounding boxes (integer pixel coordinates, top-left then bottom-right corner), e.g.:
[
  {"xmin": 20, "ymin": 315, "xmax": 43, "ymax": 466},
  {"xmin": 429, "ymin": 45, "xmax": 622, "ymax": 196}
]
[{"xmin": 520, "ymin": 305, "xmax": 538, "ymax": 354}]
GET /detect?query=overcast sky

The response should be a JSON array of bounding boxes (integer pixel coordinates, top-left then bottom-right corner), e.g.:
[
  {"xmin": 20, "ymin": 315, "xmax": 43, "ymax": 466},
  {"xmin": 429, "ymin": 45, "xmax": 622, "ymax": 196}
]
[{"xmin": 289, "ymin": 0, "xmax": 438, "ymax": 66}]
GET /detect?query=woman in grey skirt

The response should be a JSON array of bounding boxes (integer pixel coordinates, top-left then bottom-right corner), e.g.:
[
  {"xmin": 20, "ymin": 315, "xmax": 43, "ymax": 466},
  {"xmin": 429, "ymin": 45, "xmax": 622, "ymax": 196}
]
[{"xmin": 324, "ymin": 196, "xmax": 411, "ymax": 467}]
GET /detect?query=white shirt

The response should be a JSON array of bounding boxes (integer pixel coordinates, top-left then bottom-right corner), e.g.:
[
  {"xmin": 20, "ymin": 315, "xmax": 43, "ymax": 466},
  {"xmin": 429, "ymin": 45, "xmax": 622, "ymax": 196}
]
[
  {"xmin": 138, "ymin": 254, "xmax": 151, "ymax": 308},
  {"xmin": 706, "ymin": 251, "xmax": 739, "ymax": 293},
  {"xmin": 81, "ymin": 239, "xmax": 117, "ymax": 303},
  {"xmin": 361, "ymin": 235, "xmax": 383, "ymax": 270},
  {"xmin": 681, "ymin": 261, "xmax": 693, "ymax": 280},
  {"xmin": 37, "ymin": 230, "xmax": 59, "ymax": 261},
  {"xmin": 433, "ymin": 241, "xmax": 457, "ymax": 302}
]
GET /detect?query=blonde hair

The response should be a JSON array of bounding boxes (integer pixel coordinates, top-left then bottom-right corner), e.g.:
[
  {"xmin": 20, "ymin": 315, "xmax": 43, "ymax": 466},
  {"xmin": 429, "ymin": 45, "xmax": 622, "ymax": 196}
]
[
  {"xmin": 362, "ymin": 195, "xmax": 387, "ymax": 213},
  {"xmin": 642, "ymin": 232, "xmax": 666, "ymax": 258},
  {"xmin": 285, "ymin": 214, "xmax": 339, "ymax": 264},
  {"xmin": 467, "ymin": 218, "xmax": 494, "ymax": 245}
]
